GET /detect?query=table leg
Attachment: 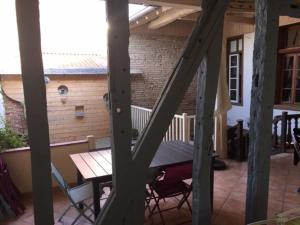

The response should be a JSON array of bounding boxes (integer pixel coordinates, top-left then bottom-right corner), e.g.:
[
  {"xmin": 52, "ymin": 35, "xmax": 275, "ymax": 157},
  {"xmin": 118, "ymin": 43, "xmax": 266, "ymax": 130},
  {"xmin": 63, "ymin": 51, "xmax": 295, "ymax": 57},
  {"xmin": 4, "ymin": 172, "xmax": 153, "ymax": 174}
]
[
  {"xmin": 93, "ymin": 180, "xmax": 101, "ymax": 220},
  {"xmin": 210, "ymin": 157, "xmax": 214, "ymax": 212},
  {"xmin": 77, "ymin": 169, "xmax": 84, "ymax": 210}
]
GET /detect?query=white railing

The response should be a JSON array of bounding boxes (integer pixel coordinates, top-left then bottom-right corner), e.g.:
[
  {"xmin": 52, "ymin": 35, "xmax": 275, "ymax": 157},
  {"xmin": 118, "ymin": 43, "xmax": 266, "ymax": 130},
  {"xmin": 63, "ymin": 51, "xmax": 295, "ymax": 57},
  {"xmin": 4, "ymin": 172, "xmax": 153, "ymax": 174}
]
[{"xmin": 131, "ymin": 105, "xmax": 196, "ymax": 142}]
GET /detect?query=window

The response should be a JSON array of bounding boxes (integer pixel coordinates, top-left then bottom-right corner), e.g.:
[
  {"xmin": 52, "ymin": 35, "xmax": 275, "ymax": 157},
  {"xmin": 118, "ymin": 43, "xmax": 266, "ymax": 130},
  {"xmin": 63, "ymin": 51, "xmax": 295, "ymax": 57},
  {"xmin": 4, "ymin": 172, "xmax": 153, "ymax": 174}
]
[
  {"xmin": 227, "ymin": 36, "xmax": 243, "ymax": 104},
  {"xmin": 277, "ymin": 24, "xmax": 300, "ymax": 107}
]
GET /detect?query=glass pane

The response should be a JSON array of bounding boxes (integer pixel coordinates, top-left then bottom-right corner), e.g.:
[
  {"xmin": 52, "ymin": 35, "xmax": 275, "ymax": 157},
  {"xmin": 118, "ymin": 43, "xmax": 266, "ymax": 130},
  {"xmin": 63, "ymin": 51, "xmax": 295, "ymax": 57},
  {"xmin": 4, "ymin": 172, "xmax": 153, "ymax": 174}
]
[
  {"xmin": 230, "ymin": 90, "xmax": 237, "ymax": 101},
  {"xmin": 230, "ymin": 55, "xmax": 238, "ymax": 66},
  {"xmin": 230, "ymin": 79, "xmax": 237, "ymax": 89},
  {"xmin": 230, "ymin": 68, "xmax": 237, "ymax": 78},
  {"xmin": 297, "ymin": 78, "xmax": 300, "ymax": 89},
  {"xmin": 296, "ymin": 90, "xmax": 300, "ymax": 103},
  {"xmin": 238, "ymin": 38, "xmax": 243, "ymax": 51},
  {"xmin": 298, "ymin": 56, "xmax": 300, "ymax": 69},
  {"xmin": 284, "ymin": 56, "xmax": 294, "ymax": 70},
  {"xmin": 230, "ymin": 40, "xmax": 237, "ymax": 52},
  {"xmin": 287, "ymin": 28, "xmax": 300, "ymax": 48},
  {"xmin": 283, "ymin": 70, "xmax": 293, "ymax": 88},
  {"xmin": 282, "ymin": 89, "xmax": 292, "ymax": 102}
]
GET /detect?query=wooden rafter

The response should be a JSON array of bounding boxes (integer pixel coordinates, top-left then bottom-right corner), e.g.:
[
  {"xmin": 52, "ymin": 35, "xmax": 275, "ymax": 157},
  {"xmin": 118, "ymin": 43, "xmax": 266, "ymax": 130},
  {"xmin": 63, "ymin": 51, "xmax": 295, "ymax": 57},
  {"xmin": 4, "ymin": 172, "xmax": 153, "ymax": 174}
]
[
  {"xmin": 130, "ymin": 0, "xmax": 254, "ymax": 12},
  {"xmin": 130, "ymin": 7, "xmax": 169, "ymax": 29},
  {"xmin": 180, "ymin": 12, "xmax": 255, "ymax": 25},
  {"xmin": 15, "ymin": 0, "xmax": 54, "ymax": 224},
  {"xmin": 148, "ymin": 8, "xmax": 199, "ymax": 29},
  {"xmin": 246, "ymin": 0, "xmax": 280, "ymax": 223},
  {"xmin": 129, "ymin": 0, "xmax": 202, "ymax": 10},
  {"xmin": 280, "ymin": 0, "xmax": 300, "ymax": 18}
]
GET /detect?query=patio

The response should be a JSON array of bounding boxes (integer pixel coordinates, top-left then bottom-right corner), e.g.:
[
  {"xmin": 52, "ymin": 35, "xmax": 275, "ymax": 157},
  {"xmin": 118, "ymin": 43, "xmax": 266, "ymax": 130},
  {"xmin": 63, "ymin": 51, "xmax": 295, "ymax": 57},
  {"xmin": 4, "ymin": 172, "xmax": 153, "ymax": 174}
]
[{"xmin": 2, "ymin": 152, "xmax": 299, "ymax": 225}]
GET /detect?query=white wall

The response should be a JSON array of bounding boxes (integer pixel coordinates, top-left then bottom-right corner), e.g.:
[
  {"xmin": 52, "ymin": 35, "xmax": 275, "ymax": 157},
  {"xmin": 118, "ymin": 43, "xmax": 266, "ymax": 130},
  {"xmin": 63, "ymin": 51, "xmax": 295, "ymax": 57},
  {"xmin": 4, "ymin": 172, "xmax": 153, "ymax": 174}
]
[
  {"xmin": 227, "ymin": 32, "xmax": 299, "ymax": 129},
  {"xmin": 0, "ymin": 85, "xmax": 5, "ymax": 128}
]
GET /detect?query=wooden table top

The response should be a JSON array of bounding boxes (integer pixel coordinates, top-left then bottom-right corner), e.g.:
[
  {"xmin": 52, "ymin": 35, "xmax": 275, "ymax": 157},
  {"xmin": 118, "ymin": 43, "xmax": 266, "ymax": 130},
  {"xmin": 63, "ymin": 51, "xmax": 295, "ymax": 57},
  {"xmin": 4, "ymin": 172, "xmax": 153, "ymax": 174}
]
[{"xmin": 70, "ymin": 141, "xmax": 194, "ymax": 181}]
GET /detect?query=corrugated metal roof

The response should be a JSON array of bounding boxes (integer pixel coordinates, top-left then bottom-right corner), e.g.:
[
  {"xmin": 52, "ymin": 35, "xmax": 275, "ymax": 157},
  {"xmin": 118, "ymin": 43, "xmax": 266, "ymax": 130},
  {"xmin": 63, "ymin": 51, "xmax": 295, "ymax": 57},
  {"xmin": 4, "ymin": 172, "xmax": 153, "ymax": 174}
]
[{"xmin": 0, "ymin": 52, "xmax": 108, "ymax": 75}]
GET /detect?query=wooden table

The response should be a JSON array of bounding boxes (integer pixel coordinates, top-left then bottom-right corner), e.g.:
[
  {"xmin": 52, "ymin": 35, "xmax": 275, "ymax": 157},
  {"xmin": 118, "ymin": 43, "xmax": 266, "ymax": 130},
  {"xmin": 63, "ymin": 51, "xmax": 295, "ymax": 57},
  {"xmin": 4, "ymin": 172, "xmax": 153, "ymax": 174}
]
[{"xmin": 70, "ymin": 141, "xmax": 213, "ymax": 218}]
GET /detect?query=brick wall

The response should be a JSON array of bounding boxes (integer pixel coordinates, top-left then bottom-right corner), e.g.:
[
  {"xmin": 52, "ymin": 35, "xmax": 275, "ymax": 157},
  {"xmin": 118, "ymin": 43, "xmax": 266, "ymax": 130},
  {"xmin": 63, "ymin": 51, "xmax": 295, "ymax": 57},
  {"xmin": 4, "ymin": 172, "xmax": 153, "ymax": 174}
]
[
  {"xmin": 2, "ymin": 92, "xmax": 27, "ymax": 134},
  {"xmin": 129, "ymin": 34, "xmax": 197, "ymax": 115}
]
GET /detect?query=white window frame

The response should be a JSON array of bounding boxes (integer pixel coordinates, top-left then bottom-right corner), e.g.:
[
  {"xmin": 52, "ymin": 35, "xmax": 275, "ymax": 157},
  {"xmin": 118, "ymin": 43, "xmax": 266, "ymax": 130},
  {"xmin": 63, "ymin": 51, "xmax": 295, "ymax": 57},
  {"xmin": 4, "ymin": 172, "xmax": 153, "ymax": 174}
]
[{"xmin": 229, "ymin": 53, "xmax": 240, "ymax": 103}]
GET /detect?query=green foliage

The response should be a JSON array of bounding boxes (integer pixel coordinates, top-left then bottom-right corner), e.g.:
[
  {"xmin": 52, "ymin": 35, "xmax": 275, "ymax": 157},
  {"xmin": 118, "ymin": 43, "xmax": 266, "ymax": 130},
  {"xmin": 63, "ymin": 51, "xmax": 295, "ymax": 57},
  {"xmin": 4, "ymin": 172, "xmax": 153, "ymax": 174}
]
[{"xmin": 0, "ymin": 119, "xmax": 27, "ymax": 151}]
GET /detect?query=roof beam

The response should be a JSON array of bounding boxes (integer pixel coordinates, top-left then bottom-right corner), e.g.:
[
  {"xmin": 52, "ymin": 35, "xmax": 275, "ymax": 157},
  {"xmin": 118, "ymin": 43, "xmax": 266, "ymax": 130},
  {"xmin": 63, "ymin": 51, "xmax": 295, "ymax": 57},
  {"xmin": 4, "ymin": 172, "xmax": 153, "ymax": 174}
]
[
  {"xmin": 280, "ymin": 0, "xmax": 300, "ymax": 18},
  {"xmin": 148, "ymin": 8, "xmax": 199, "ymax": 29},
  {"xmin": 129, "ymin": 0, "xmax": 202, "ymax": 10},
  {"xmin": 226, "ymin": 15, "xmax": 255, "ymax": 24},
  {"xmin": 130, "ymin": 7, "xmax": 168, "ymax": 29},
  {"xmin": 180, "ymin": 12, "xmax": 255, "ymax": 25}
]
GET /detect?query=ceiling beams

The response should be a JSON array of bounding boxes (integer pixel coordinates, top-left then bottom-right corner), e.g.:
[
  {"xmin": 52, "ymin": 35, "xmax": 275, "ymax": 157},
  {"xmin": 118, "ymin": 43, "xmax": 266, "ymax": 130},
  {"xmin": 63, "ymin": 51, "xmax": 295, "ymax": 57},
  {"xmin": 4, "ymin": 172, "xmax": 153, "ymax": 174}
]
[
  {"xmin": 280, "ymin": 0, "xmax": 300, "ymax": 18},
  {"xmin": 148, "ymin": 8, "xmax": 199, "ymax": 29},
  {"xmin": 129, "ymin": 0, "xmax": 255, "ymax": 30},
  {"xmin": 129, "ymin": 0, "xmax": 201, "ymax": 9}
]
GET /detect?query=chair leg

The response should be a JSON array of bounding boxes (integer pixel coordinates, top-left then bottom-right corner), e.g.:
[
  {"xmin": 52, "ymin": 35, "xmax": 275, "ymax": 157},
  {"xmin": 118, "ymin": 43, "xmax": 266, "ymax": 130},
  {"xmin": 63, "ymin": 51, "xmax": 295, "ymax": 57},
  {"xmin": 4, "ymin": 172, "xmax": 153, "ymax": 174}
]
[
  {"xmin": 177, "ymin": 191, "xmax": 191, "ymax": 210},
  {"xmin": 58, "ymin": 204, "xmax": 72, "ymax": 222},
  {"xmin": 155, "ymin": 198, "xmax": 166, "ymax": 225}
]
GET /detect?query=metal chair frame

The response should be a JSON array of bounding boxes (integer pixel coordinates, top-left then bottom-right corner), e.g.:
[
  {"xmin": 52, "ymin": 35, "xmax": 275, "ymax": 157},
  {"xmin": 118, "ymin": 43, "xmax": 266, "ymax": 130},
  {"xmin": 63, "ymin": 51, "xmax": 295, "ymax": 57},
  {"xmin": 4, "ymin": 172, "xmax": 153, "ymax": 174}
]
[{"xmin": 51, "ymin": 163, "xmax": 94, "ymax": 225}]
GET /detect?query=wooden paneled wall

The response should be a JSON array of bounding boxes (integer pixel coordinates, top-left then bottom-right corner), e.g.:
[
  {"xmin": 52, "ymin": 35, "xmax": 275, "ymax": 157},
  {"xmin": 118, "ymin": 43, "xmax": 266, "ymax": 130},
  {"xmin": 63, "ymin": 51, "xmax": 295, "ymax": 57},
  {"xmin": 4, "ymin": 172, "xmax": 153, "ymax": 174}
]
[{"xmin": 1, "ymin": 75, "xmax": 110, "ymax": 143}]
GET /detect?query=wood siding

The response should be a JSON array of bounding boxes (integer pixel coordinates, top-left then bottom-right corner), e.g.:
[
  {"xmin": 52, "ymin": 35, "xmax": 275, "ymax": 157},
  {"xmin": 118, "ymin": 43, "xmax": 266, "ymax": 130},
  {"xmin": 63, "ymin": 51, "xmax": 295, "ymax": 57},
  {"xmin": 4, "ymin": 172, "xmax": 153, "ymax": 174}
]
[{"xmin": 1, "ymin": 76, "xmax": 110, "ymax": 143}]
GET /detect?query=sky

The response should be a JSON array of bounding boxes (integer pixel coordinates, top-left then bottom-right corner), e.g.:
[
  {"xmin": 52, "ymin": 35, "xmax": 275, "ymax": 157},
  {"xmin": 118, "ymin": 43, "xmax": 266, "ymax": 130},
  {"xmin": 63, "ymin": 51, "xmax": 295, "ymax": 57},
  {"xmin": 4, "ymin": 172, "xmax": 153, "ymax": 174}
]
[{"xmin": 0, "ymin": 0, "xmax": 146, "ymax": 57}]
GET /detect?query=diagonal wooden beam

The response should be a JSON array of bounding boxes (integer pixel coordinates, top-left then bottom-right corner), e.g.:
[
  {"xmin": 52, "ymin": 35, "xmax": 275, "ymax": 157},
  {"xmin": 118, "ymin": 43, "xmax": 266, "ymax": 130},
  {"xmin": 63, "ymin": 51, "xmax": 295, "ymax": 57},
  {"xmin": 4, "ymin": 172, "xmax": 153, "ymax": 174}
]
[
  {"xmin": 15, "ymin": 0, "xmax": 53, "ymax": 224},
  {"xmin": 280, "ymin": 0, "xmax": 300, "ymax": 18},
  {"xmin": 133, "ymin": 0, "xmax": 229, "ymax": 171},
  {"xmin": 192, "ymin": 16, "xmax": 225, "ymax": 225},
  {"xmin": 246, "ymin": 0, "xmax": 280, "ymax": 223}
]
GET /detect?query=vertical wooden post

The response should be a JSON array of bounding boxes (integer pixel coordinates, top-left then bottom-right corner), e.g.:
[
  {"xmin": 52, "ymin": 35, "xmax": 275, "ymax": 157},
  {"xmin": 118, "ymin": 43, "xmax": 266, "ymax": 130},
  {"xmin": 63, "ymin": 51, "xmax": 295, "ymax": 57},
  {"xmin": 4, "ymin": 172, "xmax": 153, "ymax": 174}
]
[
  {"xmin": 96, "ymin": 1, "xmax": 147, "ymax": 225},
  {"xmin": 182, "ymin": 113, "xmax": 189, "ymax": 142},
  {"xmin": 15, "ymin": 0, "xmax": 54, "ymax": 224},
  {"xmin": 87, "ymin": 135, "xmax": 96, "ymax": 150},
  {"xmin": 193, "ymin": 7, "xmax": 226, "ymax": 225},
  {"xmin": 281, "ymin": 111, "xmax": 288, "ymax": 153},
  {"xmin": 246, "ymin": 0, "xmax": 280, "ymax": 223}
]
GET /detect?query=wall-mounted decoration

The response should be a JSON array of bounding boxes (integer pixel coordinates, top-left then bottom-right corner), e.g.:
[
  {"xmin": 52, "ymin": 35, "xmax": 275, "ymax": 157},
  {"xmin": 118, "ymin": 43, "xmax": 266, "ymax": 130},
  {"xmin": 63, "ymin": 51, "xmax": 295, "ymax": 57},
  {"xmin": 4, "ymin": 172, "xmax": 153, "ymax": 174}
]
[
  {"xmin": 75, "ymin": 105, "xmax": 85, "ymax": 118},
  {"xmin": 58, "ymin": 85, "xmax": 68, "ymax": 103}
]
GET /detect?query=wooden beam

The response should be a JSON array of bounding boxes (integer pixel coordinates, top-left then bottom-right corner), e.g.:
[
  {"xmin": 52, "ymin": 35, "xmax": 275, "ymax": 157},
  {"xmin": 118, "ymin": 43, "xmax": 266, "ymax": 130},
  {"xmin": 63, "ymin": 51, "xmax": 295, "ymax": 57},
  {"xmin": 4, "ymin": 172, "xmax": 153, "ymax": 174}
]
[
  {"xmin": 97, "ymin": 1, "xmax": 228, "ymax": 225},
  {"xmin": 96, "ymin": 1, "xmax": 140, "ymax": 225},
  {"xmin": 192, "ymin": 12, "xmax": 225, "ymax": 225},
  {"xmin": 129, "ymin": 0, "xmax": 202, "ymax": 10},
  {"xmin": 181, "ymin": 12, "xmax": 255, "ymax": 25},
  {"xmin": 132, "ymin": 0, "xmax": 229, "ymax": 179},
  {"xmin": 229, "ymin": 0, "xmax": 255, "ymax": 13},
  {"xmin": 15, "ymin": 0, "xmax": 54, "ymax": 224},
  {"xmin": 280, "ymin": 0, "xmax": 300, "ymax": 18},
  {"xmin": 226, "ymin": 15, "xmax": 255, "ymax": 24},
  {"xmin": 246, "ymin": 0, "xmax": 280, "ymax": 223},
  {"xmin": 148, "ymin": 8, "xmax": 199, "ymax": 29},
  {"xmin": 130, "ymin": 7, "xmax": 167, "ymax": 29}
]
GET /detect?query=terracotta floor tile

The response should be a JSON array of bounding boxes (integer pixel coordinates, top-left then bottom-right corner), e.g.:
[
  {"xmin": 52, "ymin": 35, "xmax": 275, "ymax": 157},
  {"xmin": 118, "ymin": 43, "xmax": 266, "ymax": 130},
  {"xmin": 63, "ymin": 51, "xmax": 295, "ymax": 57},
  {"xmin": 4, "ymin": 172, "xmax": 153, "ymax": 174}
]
[{"xmin": 4, "ymin": 153, "xmax": 300, "ymax": 225}]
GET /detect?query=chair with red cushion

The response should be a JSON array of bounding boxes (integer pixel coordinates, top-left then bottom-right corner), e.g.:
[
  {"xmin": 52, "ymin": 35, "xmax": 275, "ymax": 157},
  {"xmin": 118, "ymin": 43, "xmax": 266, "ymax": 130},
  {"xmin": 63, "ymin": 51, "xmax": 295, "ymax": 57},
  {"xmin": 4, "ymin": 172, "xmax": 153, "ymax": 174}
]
[{"xmin": 149, "ymin": 162, "xmax": 192, "ymax": 225}]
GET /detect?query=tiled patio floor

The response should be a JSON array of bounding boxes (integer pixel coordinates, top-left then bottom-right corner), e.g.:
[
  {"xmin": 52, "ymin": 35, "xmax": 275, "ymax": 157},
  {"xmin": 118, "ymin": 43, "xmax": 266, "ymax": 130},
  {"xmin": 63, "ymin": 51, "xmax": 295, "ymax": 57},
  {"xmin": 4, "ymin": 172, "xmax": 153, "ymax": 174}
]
[{"xmin": 3, "ymin": 153, "xmax": 300, "ymax": 225}]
